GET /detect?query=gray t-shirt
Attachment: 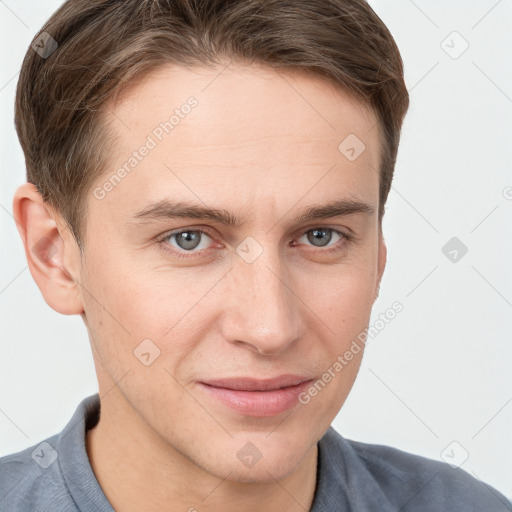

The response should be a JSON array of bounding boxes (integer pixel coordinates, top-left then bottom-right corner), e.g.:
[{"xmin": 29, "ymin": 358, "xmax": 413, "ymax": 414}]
[{"xmin": 1, "ymin": 394, "xmax": 510, "ymax": 511}]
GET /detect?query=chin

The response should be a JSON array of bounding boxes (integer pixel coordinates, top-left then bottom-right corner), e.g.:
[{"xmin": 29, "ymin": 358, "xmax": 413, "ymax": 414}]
[
  {"xmin": 196, "ymin": 432, "xmax": 313, "ymax": 484},
  {"xmin": 211, "ymin": 454, "xmax": 303, "ymax": 484}
]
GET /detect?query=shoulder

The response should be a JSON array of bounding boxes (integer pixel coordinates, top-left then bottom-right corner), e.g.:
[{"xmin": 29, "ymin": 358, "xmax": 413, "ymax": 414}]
[
  {"xmin": 0, "ymin": 394, "xmax": 101, "ymax": 512},
  {"xmin": 317, "ymin": 427, "xmax": 511, "ymax": 511},
  {"xmin": 0, "ymin": 434, "xmax": 74, "ymax": 511}
]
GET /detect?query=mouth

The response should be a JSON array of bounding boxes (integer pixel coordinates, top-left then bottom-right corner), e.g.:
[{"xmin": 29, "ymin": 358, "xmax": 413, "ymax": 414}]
[{"xmin": 196, "ymin": 375, "xmax": 314, "ymax": 417}]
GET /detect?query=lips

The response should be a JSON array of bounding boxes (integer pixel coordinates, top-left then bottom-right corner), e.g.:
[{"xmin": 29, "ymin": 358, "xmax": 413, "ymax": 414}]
[
  {"xmin": 201, "ymin": 375, "xmax": 312, "ymax": 391},
  {"xmin": 197, "ymin": 375, "xmax": 314, "ymax": 417}
]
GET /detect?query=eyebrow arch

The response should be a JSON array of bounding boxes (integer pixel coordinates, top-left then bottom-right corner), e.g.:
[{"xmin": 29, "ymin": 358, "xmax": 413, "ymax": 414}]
[{"xmin": 129, "ymin": 198, "xmax": 375, "ymax": 227}]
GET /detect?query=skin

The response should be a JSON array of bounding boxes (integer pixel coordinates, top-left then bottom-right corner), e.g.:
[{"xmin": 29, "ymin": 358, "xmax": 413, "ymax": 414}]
[{"xmin": 13, "ymin": 62, "xmax": 386, "ymax": 512}]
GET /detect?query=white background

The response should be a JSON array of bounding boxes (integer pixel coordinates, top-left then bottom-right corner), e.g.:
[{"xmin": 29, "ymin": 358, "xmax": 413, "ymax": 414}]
[{"xmin": 1, "ymin": 0, "xmax": 511, "ymax": 502}]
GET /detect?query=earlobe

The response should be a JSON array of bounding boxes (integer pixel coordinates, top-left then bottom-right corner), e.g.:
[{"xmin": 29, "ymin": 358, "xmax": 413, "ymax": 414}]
[{"xmin": 12, "ymin": 182, "xmax": 84, "ymax": 315}]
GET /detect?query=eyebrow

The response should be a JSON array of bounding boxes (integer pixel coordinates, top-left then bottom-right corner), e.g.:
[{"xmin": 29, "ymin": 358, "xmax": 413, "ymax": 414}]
[{"xmin": 129, "ymin": 197, "xmax": 375, "ymax": 227}]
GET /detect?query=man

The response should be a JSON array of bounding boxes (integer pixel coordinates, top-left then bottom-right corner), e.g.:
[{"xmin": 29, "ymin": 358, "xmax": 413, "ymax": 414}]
[{"xmin": 1, "ymin": 0, "xmax": 509, "ymax": 510}]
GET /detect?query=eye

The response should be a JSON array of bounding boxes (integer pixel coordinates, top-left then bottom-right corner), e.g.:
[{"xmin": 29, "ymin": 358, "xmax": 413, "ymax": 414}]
[
  {"xmin": 156, "ymin": 226, "xmax": 351, "ymax": 259},
  {"xmin": 294, "ymin": 227, "xmax": 350, "ymax": 253},
  {"xmin": 157, "ymin": 228, "xmax": 218, "ymax": 258}
]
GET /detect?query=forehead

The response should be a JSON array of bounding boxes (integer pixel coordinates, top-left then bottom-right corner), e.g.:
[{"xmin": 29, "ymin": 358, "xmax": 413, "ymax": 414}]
[
  {"xmin": 107, "ymin": 62, "xmax": 378, "ymax": 147},
  {"xmin": 90, "ymin": 62, "xmax": 381, "ymax": 228}
]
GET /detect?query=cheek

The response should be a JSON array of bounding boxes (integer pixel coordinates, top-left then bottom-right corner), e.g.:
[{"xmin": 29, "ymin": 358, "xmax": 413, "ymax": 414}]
[
  {"xmin": 81, "ymin": 255, "xmax": 214, "ymax": 370},
  {"xmin": 115, "ymin": 269, "xmax": 218, "ymax": 342},
  {"xmin": 309, "ymin": 261, "xmax": 378, "ymax": 334},
  {"xmin": 297, "ymin": 269, "xmax": 376, "ymax": 420}
]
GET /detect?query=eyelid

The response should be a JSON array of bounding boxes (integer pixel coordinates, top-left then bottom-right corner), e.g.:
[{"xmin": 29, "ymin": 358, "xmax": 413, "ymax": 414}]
[
  {"xmin": 293, "ymin": 227, "xmax": 352, "ymax": 248},
  {"xmin": 292, "ymin": 223, "xmax": 353, "ymax": 240},
  {"xmin": 155, "ymin": 226, "xmax": 220, "ymax": 256}
]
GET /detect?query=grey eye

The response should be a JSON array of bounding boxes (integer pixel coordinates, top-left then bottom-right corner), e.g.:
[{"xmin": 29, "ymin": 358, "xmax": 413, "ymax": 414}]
[
  {"xmin": 169, "ymin": 230, "xmax": 211, "ymax": 251},
  {"xmin": 305, "ymin": 228, "xmax": 336, "ymax": 247}
]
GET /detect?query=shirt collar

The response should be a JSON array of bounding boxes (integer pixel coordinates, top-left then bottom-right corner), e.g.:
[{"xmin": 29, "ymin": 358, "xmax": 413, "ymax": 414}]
[
  {"xmin": 57, "ymin": 393, "xmax": 114, "ymax": 511},
  {"xmin": 57, "ymin": 394, "xmax": 408, "ymax": 512},
  {"xmin": 311, "ymin": 426, "xmax": 412, "ymax": 511}
]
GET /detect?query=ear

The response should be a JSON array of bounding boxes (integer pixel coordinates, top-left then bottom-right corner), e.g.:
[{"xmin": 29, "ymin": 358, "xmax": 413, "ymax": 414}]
[
  {"xmin": 374, "ymin": 229, "xmax": 387, "ymax": 302},
  {"xmin": 12, "ymin": 182, "xmax": 84, "ymax": 315}
]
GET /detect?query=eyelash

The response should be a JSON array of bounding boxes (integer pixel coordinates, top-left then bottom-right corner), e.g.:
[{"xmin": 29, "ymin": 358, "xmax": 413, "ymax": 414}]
[{"xmin": 155, "ymin": 226, "xmax": 353, "ymax": 259}]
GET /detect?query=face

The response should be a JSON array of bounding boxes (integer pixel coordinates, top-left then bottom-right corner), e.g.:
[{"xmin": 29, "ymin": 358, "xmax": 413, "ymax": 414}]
[{"xmin": 77, "ymin": 62, "xmax": 385, "ymax": 482}]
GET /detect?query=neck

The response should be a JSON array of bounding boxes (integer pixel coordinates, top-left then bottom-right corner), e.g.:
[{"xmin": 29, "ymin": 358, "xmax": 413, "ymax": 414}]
[{"xmin": 86, "ymin": 391, "xmax": 319, "ymax": 512}]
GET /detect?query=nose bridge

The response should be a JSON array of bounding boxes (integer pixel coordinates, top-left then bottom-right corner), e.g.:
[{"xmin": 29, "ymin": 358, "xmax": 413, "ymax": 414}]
[{"xmin": 224, "ymin": 237, "xmax": 300, "ymax": 354}]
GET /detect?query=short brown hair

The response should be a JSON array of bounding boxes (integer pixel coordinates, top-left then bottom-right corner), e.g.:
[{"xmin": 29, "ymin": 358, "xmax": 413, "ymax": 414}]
[{"xmin": 15, "ymin": 0, "xmax": 409, "ymax": 251}]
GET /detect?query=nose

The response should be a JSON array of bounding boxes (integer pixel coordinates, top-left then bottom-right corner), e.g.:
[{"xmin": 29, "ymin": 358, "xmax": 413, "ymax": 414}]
[{"xmin": 220, "ymin": 246, "xmax": 302, "ymax": 355}]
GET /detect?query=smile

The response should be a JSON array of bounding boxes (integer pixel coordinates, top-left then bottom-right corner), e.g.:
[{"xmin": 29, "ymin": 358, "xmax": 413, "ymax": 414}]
[{"xmin": 196, "ymin": 375, "xmax": 314, "ymax": 417}]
